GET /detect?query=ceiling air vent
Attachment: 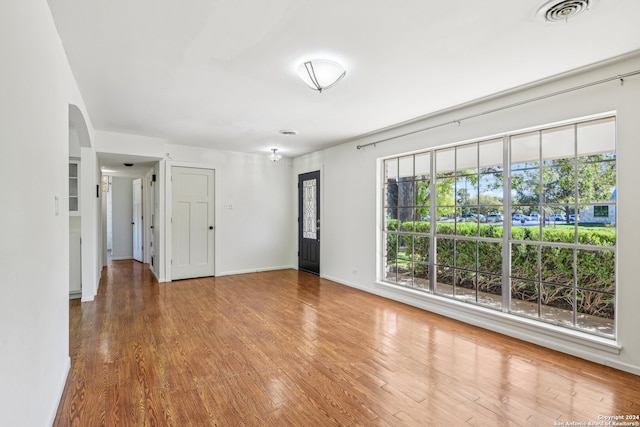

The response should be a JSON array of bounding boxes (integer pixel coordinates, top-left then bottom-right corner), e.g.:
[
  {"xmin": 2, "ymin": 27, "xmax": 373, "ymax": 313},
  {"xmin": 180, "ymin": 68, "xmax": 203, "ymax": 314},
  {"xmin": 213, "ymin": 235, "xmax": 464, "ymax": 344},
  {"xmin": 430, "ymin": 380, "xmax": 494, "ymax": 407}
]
[{"xmin": 537, "ymin": 0, "xmax": 595, "ymax": 22}]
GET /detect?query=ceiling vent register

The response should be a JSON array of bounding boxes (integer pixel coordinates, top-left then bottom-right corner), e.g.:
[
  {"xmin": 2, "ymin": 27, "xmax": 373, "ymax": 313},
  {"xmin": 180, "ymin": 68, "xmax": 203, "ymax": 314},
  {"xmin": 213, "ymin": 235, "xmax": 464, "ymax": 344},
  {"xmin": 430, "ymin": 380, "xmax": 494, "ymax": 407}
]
[{"xmin": 537, "ymin": 0, "xmax": 594, "ymax": 22}]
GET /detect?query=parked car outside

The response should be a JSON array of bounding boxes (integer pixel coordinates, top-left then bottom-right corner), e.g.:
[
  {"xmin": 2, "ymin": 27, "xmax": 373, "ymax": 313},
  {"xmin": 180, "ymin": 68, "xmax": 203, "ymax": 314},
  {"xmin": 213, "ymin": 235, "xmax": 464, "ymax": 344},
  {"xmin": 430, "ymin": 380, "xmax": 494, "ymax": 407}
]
[
  {"xmin": 569, "ymin": 214, "xmax": 579, "ymax": 223},
  {"xmin": 512, "ymin": 214, "xmax": 528, "ymax": 222},
  {"xmin": 461, "ymin": 213, "xmax": 486, "ymax": 222},
  {"xmin": 529, "ymin": 213, "xmax": 540, "ymax": 221},
  {"xmin": 486, "ymin": 214, "xmax": 503, "ymax": 222},
  {"xmin": 546, "ymin": 214, "xmax": 566, "ymax": 222}
]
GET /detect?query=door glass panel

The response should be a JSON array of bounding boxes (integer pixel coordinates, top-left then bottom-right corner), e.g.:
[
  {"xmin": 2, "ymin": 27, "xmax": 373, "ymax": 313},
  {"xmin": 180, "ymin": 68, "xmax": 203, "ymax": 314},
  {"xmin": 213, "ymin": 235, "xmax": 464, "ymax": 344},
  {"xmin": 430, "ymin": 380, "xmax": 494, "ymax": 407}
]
[{"xmin": 303, "ymin": 178, "xmax": 317, "ymax": 239}]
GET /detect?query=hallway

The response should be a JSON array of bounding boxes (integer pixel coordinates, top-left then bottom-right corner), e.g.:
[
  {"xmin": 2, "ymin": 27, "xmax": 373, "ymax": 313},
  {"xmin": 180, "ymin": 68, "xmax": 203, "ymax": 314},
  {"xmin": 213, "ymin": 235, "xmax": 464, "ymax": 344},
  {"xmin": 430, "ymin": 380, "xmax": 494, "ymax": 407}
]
[{"xmin": 54, "ymin": 261, "xmax": 640, "ymax": 426}]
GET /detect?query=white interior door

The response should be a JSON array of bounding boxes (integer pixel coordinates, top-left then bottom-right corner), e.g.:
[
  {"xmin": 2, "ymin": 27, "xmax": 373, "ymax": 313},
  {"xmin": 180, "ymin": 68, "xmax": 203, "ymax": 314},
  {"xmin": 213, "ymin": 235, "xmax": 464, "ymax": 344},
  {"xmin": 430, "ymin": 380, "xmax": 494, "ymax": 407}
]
[
  {"xmin": 172, "ymin": 166, "xmax": 215, "ymax": 280},
  {"xmin": 132, "ymin": 178, "xmax": 143, "ymax": 262}
]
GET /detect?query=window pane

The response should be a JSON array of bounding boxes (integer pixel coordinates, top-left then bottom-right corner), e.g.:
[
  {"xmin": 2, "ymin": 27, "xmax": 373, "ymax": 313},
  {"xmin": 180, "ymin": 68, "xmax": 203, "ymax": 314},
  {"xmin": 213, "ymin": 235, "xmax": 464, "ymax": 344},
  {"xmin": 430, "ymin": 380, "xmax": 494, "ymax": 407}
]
[
  {"xmin": 384, "ymin": 232, "xmax": 398, "ymax": 282},
  {"xmin": 511, "ymin": 244, "xmax": 538, "ymax": 280},
  {"xmin": 384, "ymin": 211, "xmax": 399, "ymax": 230},
  {"xmin": 455, "ymin": 240, "xmax": 477, "ymax": 270},
  {"xmin": 456, "ymin": 176, "xmax": 478, "ymax": 206},
  {"xmin": 543, "ymin": 164, "xmax": 576, "ymax": 204},
  {"xmin": 479, "ymin": 173, "xmax": 503, "ymax": 206},
  {"xmin": 575, "ymin": 211, "xmax": 616, "ymax": 246},
  {"xmin": 510, "ymin": 279, "xmax": 539, "ymax": 317},
  {"xmin": 511, "ymin": 218, "xmax": 540, "ymax": 241},
  {"xmin": 542, "ymin": 125, "xmax": 574, "ymax": 164},
  {"xmin": 478, "ymin": 242, "xmax": 502, "ymax": 275},
  {"xmin": 477, "ymin": 274, "xmax": 502, "ymax": 309},
  {"xmin": 397, "ymin": 265, "xmax": 413, "ymax": 287},
  {"xmin": 404, "ymin": 235, "xmax": 415, "ymax": 261},
  {"xmin": 398, "ymin": 156, "xmax": 413, "ymax": 178},
  {"xmin": 436, "ymin": 148, "xmax": 455, "ymax": 177},
  {"xmin": 398, "ymin": 210, "xmax": 415, "ymax": 231},
  {"xmin": 69, "ymin": 179, "xmax": 78, "ymax": 197},
  {"xmin": 384, "ymin": 182, "xmax": 398, "ymax": 207},
  {"xmin": 479, "ymin": 138, "xmax": 503, "ymax": 172},
  {"xmin": 413, "ymin": 263, "xmax": 430, "ymax": 290},
  {"xmin": 396, "ymin": 179, "xmax": 415, "ymax": 207},
  {"xmin": 385, "ymin": 158, "xmax": 398, "ymax": 180},
  {"xmin": 414, "ymin": 235, "xmax": 430, "ymax": 262},
  {"xmin": 577, "ymin": 117, "xmax": 615, "ymax": 161},
  {"xmin": 541, "ymin": 214, "xmax": 575, "ymax": 244},
  {"xmin": 541, "ymin": 247, "xmax": 574, "ymax": 286},
  {"xmin": 416, "ymin": 208, "xmax": 430, "ymax": 227},
  {"xmin": 435, "ymin": 177, "xmax": 455, "ymax": 207},
  {"xmin": 511, "ymin": 131, "xmax": 539, "ymax": 170},
  {"xmin": 435, "ymin": 265, "xmax": 454, "ymax": 297},
  {"xmin": 436, "ymin": 238, "xmax": 454, "ymax": 266},
  {"xmin": 456, "ymin": 144, "xmax": 477, "ymax": 172},
  {"xmin": 69, "ymin": 197, "xmax": 78, "ymax": 212},
  {"xmin": 455, "ymin": 269, "xmax": 477, "ymax": 301},
  {"xmin": 577, "ymin": 249, "xmax": 615, "ymax": 293},
  {"xmin": 415, "ymin": 152, "xmax": 430, "ymax": 179},
  {"xmin": 540, "ymin": 284, "xmax": 574, "ymax": 325},
  {"xmin": 458, "ymin": 207, "xmax": 479, "ymax": 236},
  {"xmin": 435, "ymin": 217, "xmax": 455, "ymax": 235},
  {"xmin": 576, "ymin": 289, "xmax": 614, "ymax": 336},
  {"xmin": 302, "ymin": 179, "xmax": 317, "ymax": 239},
  {"xmin": 415, "ymin": 180, "xmax": 430, "ymax": 214},
  {"xmin": 511, "ymin": 169, "xmax": 539, "ymax": 205},
  {"xmin": 577, "ymin": 162, "xmax": 615, "ymax": 204}
]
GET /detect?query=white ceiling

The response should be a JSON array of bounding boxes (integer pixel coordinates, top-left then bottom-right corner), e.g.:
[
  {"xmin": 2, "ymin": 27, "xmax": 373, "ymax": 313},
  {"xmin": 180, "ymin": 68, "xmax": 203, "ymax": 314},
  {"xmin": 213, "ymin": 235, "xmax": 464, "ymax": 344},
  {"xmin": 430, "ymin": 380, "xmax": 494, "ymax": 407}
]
[{"xmin": 49, "ymin": 0, "xmax": 640, "ymax": 159}]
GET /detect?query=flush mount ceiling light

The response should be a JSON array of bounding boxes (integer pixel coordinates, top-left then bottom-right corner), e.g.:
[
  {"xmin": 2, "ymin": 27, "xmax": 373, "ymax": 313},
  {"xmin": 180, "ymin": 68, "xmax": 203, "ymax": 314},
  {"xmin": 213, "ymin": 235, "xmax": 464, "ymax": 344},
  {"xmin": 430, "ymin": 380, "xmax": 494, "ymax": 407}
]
[
  {"xmin": 279, "ymin": 129, "xmax": 298, "ymax": 136},
  {"xmin": 297, "ymin": 59, "xmax": 346, "ymax": 93},
  {"xmin": 537, "ymin": 0, "xmax": 595, "ymax": 22},
  {"xmin": 269, "ymin": 148, "xmax": 282, "ymax": 162}
]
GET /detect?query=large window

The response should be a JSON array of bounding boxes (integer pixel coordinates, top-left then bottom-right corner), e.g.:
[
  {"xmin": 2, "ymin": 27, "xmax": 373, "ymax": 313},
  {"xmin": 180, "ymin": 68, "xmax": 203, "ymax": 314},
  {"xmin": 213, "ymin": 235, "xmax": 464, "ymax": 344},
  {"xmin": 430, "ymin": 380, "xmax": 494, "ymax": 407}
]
[{"xmin": 382, "ymin": 116, "xmax": 616, "ymax": 338}]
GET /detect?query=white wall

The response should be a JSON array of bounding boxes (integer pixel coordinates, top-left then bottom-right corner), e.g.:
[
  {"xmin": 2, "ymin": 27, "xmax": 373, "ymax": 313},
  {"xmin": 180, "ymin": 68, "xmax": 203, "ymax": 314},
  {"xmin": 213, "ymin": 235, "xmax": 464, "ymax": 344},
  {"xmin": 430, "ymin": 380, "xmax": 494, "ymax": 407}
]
[
  {"xmin": 80, "ymin": 147, "xmax": 101, "ymax": 300},
  {"xmin": 111, "ymin": 177, "xmax": 134, "ymax": 260},
  {"xmin": 95, "ymin": 131, "xmax": 294, "ymax": 280},
  {"xmin": 0, "ymin": 1, "xmax": 94, "ymax": 425},
  {"xmin": 293, "ymin": 53, "xmax": 640, "ymax": 375}
]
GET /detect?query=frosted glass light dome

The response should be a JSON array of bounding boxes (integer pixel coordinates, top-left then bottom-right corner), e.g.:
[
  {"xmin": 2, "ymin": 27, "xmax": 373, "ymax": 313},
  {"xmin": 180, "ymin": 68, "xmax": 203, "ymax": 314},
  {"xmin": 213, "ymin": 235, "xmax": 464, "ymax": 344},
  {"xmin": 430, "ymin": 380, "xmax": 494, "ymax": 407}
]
[{"xmin": 297, "ymin": 59, "xmax": 346, "ymax": 93}]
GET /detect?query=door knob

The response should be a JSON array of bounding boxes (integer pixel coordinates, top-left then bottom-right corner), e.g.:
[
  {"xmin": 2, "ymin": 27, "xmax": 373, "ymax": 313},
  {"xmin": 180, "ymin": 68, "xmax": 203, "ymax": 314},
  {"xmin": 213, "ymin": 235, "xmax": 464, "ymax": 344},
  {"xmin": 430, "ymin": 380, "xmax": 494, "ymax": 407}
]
[{"xmin": 209, "ymin": 226, "xmax": 214, "ymax": 230}]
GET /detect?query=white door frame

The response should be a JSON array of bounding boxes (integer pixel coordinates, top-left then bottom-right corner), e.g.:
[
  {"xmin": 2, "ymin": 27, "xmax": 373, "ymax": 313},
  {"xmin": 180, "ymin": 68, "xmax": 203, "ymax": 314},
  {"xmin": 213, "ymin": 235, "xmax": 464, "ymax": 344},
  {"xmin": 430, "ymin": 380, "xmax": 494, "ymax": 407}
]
[{"xmin": 132, "ymin": 178, "xmax": 143, "ymax": 262}]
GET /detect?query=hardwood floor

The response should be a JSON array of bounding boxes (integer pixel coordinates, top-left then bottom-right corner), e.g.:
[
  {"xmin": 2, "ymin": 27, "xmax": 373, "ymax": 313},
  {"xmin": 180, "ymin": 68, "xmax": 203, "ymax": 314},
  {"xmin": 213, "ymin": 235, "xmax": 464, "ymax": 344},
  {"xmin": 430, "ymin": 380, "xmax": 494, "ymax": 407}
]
[{"xmin": 54, "ymin": 260, "xmax": 640, "ymax": 426}]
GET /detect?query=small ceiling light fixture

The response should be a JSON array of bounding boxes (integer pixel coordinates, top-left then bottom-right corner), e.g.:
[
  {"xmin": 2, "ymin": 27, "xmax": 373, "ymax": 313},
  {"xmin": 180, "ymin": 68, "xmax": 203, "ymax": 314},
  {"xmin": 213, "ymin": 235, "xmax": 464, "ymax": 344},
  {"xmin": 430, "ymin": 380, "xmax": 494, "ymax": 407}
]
[
  {"xmin": 537, "ymin": 0, "xmax": 595, "ymax": 22},
  {"xmin": 279, "ymin": 129, "xmax": 298, "ymax": 136},
  {"xmin": 123, "ymin": 163, "xmax": 134, "ymax": 167},
  {"xmin": 297, "ymin": 59, "xmax": 346, "ymax": 93},
  {"xmin": 269, "ymin": 148, "xmax": 282, "ymax": 162}
]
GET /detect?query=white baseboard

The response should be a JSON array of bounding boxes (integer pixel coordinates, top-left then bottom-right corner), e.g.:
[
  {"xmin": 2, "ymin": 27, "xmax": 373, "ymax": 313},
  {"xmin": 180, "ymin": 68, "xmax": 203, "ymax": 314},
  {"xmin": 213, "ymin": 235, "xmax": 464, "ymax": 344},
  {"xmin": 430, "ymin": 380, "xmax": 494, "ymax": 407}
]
[
  {"xmin": 48, "ymin": 356, "xmax": 70, "ymax": 427},
  {"xmin": 216, "ymin": 265, "xmax": 295, "ymax": 277},
  {"xmin": 110, "ymin": 256, "xmax": 132, "ymax": 261}
]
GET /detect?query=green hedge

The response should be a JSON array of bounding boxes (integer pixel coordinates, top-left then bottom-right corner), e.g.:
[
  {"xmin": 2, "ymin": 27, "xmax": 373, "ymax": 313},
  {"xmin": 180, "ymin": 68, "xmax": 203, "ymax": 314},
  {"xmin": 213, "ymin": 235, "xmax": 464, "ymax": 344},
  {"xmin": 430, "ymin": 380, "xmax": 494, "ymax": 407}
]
[{"xmin": 386, "ymin": 220, "xmax": 615, "ymax": 318}]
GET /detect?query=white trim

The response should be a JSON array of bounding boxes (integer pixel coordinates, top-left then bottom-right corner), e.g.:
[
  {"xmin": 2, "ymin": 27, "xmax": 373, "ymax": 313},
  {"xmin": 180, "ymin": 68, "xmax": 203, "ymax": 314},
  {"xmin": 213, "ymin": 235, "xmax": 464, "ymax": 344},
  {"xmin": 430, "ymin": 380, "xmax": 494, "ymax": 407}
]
[
  {"xmin": 110, "ymin": 256, "xmax": 133, "ymax": 261},
  {"xmin": 48, "ymin": 356, "xmax": 71, "ymax": 427},
  {"xmin": 216, "ymin": 265, "xmax": 296, "ymax": 277}
]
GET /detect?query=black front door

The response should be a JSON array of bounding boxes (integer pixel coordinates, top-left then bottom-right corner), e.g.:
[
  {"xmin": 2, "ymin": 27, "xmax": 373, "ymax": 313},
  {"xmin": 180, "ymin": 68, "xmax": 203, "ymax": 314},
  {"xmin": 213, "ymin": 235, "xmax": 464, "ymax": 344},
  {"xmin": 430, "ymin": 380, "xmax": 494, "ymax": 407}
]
[{"xmin": 298, "ymin": 171, "xmax": 320, "ymax": 275}]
